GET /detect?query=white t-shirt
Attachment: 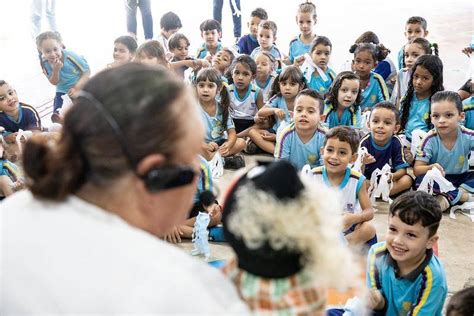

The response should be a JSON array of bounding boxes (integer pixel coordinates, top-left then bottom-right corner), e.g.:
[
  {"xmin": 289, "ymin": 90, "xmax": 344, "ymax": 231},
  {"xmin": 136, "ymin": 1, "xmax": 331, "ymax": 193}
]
[{"xmin": 0, "ymin": 190, "xmax": 249, "ymax": 315}]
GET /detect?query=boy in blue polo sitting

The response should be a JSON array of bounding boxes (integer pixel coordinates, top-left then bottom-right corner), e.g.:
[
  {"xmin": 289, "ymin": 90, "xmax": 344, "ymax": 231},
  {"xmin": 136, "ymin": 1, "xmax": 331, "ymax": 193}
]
[{"xmin": 366, "ymin": 191, "xmax": 447, "ymax": 315}]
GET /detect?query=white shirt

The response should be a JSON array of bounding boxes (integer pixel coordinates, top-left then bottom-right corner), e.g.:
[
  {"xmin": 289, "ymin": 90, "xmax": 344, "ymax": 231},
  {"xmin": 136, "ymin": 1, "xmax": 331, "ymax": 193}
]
[{"xmin": 0, "ymin": 190, "xmax": 249, "ymax": 315}]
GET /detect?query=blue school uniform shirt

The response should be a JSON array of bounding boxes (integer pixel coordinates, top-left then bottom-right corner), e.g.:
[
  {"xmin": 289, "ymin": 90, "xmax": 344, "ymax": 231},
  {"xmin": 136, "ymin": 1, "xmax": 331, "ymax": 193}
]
[
  {"xmin": 0, "ymin": 103, "xmax": 41, "ymax": 134},
  {"xmin": 250, "ymin": 46, "xmax": 282, "ymax": 60},
  {"xmin": 402, "ymin": 93, "xmax": 430, "ymax": 140},
  {"xmin": 42, "ymin": 49, "xmax": 90, "ymax": 93},
  {"xmin": 306, "ymin": 68, "xmax": 336, "ymax": 96},
  {"xmin": 235, "ymin": 34, "xmax": 259, "ymax": 55},
  {"xmin": 268, "ymin": 95, "xmax": 291, "ymax": 131},
  {"xmin": 462, "ymin": 96, "xmax": 474, "ymax": 129},
  {"xmin": 416, "ymin": 126, "xmax": 474, "ymax": 175},
  {"xmin": 227, "ymin": 83, "xmax": 260, "ymax": 120},
  {"xmin": 367, "ymin": 242, "xmax": 447, "ymax": 316},
  {"xmin": 0, "ymin": 159, "xmax": 20, "ymax": 182},
  {"xmin": 196, "ymin": 42, "xmax": 223, "ymax": 59},
  {"xmin": 194, "ymin": 156, "xmax": 213, "ymax": 203},
  {"xmin": 311, "ymin": 166, "xmax": 365, "ymax": 214},
  {"xmin": 200, "ymin": 102, "xmax": 235, "ymax": 143},
  {"xmin": 359, "ymin": 72, "xmax": 389, "ymax": 110},
  {"xmin": 274, "ymin": 122, "xmax": 327, "ymax": 170},
  {"xmin": 397, "ymin": 46, "xmax": 405, "ymax": 70},
  {"xmin": 253, "ymin": 74, "xmax": 275, "ymax": 104},
  {"xmin": 288, "ymin": 35, "xmax": 312, "ymax": 63},
  {"xmin": 323, "ymin": 102, "xmax": 361, "ymax": 129},
  {"xmin": 360, "ymin": 134, "xmax": 409, "ymax": 180}
]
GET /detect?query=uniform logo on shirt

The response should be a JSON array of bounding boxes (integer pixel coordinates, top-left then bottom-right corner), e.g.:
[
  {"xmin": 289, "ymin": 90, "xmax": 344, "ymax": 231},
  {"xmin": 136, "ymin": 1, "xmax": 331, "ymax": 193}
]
[
  {"xmin": 211, "ymin": 119, "xmax": 224, "ymax": 139},
  {"xmin": 456, "ymin": 155, "xmax": 465, "ymax": 170},
  {"xmin": 307, "ymin": 154, "xmax": 317, "ymax": 164},
  {"xmin": 371, "ymin": 95, "xmax": 376, "ymax": 102},
  {"xmin": 423, "ymin": 112, "xmax": 429, "ymax": 120}
]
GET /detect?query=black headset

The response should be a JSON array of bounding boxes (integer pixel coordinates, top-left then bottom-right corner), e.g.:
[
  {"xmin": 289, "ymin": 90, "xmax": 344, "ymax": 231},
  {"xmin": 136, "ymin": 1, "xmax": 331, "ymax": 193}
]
[{"xmin": 77, "ymin": 90, "xmax": 196, "ymax": 192}]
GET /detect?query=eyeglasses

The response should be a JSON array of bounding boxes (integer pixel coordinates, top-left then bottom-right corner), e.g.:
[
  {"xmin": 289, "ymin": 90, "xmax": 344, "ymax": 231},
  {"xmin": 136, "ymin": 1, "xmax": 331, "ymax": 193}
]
[{"xmin": 142, "ymin": 165, "xmax": 198, "ymax": 191}]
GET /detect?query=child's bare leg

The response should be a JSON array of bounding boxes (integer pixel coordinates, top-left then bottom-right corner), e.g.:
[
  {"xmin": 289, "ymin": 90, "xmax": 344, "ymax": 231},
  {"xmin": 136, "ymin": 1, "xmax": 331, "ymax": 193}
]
[
  {"xmin": 237, "ymin": 126, "xmax": 254, "ymax": 138},
  {"xmin": 0, "ymin": 176, "xmax": 13, "ymax": 197},
  {"xmin": 228, "ymin": 138, "xmax": 246, "ymax": 155},
  {"xmin": 346, "ymin": 221, "xmax": 376, "ymax": 245},
  {"xmin": 249, "ymin": 129, "xmax": 275, "ymax": 154},
  {"xmin": 390, "ymin": 174, "xmax": 413, "ymax": 196}
]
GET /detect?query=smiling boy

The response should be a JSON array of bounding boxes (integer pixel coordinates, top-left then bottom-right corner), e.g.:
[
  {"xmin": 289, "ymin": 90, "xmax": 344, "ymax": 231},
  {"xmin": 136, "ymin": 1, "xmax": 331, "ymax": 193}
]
[{"xmin": 367, "ymin": 191, "xmax": 447, "ymax": 315}]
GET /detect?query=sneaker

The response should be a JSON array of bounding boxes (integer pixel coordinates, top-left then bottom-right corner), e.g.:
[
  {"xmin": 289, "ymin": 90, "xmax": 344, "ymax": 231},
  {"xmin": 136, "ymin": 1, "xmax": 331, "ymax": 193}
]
[
  {"xmin": 245, "ymin": 139, "xmax": 259, "ymax": 155},
  {"xmin": 435, "ymin": 195, "xmax": 450, "ymax": 212},
  {"xmin": 223, "ymin": 155, "xmax": 246, "ymax": 170}
]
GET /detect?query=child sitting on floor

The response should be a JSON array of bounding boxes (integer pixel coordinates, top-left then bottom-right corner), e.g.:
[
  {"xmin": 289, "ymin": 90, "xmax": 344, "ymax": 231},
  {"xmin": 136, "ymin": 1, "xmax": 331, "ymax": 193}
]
[
  {"xmin": 360, "ymin": 102, "xmax": 413, "ymax": 197},
  {"xmin": 222, "ymin": 160, "xmax": 359, "ymax": 315},
  {"xmin": 310, "ymin": 126, "xmax": 376, "ymax": 246},
  {"xmin": 367, "ymin": 191, "xmax": 447, "ymax": 315},
  {"xmin": 274, "ymin": 89, "xmax": 326, "ymax": 170},
  {"xmin": 414, "ymin": 91, "xmax": 474, "ymax": 212},
  {"xmin": 0, "ymin": 80, "xmax": 41, "ymax": 143}
]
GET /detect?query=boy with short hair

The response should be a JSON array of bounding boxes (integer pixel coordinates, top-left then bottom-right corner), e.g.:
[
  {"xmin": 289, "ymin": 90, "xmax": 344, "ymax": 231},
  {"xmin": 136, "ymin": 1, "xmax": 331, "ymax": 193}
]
[
  {"xmin": 310, "ymin": 126, "xmax": 376, "ymax": 246},
  {"xmin": 250, "ymin": 21, "xmax": 282, "ymax": 60},
  {"xmin": 235, "ymin": 8, "xmax": 268, "ymax": 55},
  {"xmin": 367, "ymin": 191, "xmax": 447, "ymax": 315},
  {"xmin": 361, "ymin": 102, "xmax": 413, "ymax": 197},
  {"xmin": 274, "ymin": 89, "xmax": 326, "ymax": 170},
  {"xmin": 0, "ymin": 80, "xmax": 41, "ymax": 142},
  {"xmin": 196, "ymin": 19, "xmax": 223, "ymax": 60},
  {"xmin": 155, "ymin": 11, "xmax": 182, "ymax": 58},
  {"xmin": 397, "ymin": 16, "xmax": 429, "ymax": 70}
]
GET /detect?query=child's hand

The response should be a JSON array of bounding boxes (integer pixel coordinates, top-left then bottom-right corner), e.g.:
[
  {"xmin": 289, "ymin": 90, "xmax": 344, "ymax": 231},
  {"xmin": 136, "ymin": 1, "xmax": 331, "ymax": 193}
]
[
  {"xmin": 208, "ymin": 142, "xmax": 219, "ymax": 152},
  {"xmin": 206, "ymin": 203, "xmax": 221, "ymax": 218},
  {"xmin": 367, "ymin": 289, "xmax": 385, "ymax": 310},
  {"xmin": 342, "ymin": 213, "xmax": 358, "ymax": 231},
  {"xmin": 262, "ymin": 132, "xmax": 276, "ymax": 141},
  {"xmin": 4, "ymin": 133, "xmax": 18, "ymax": 144},
  {"xmin": 274, "ymin": 109, "xmax": 286, "ymax": 120},
  {"xmin": 51, "ymin": 58, "xmax": 63, "ymax": 71},
  {"xmin": 431, "ymin": 163, "xmax": 445, "ymax": 176},
  {"xmin": 163, "ymin": 226, "xmax": 184, "ymax": 243},
  {"xmin": 219, "ymin": 141, "xmax": 230, "ymax": 156},
  {"xmin": 199, "ymin": 59, "xmax": 210, "ymax": 68},
  {"xmin": 254, "ymin": 114, "xmax": 265, "ymax": 124},
  {"xmin": 362, "ymin": 153, "xmax": 376, "ymax": 165},
  {"xmin": 68, "ymin": 86, "xmax": 79, "ymax": 97},
  {"xmin": 293, "ymin": 55, "xmax": 305, "ymax": 67}
]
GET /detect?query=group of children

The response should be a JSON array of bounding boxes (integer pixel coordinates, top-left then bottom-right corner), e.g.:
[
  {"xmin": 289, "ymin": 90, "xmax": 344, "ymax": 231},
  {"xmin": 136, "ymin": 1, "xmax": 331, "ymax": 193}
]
[{"xmin": 1, "ymin": 1, "xmax": 473, "ymax": 314}]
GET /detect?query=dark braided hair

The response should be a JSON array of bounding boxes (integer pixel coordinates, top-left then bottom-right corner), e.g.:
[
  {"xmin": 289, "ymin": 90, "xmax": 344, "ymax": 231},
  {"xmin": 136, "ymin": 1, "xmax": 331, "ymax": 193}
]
[{"xmin": 400, "ymin": 55, "xmax": 444, "ymax": 132}]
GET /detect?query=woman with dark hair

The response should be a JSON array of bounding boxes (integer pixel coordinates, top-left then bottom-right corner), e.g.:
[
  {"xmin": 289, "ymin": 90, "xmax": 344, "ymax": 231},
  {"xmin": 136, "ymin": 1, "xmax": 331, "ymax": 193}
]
[{"xmin": 1, "ymin": 64, "xmax": 248, "ymax": 314}]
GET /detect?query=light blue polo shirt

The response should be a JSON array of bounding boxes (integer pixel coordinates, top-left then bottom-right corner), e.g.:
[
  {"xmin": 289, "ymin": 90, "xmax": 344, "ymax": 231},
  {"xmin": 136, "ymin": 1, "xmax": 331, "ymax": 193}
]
[
  {"xmin": 367, "ymin": 242, "xmax": 447, "ymax": 316},
  {"xmin": 268, "ymin": 95, "xmax": 292, "ymax": 131},
  {"xmin": 288, "ymin": 35, "xmax": 312, "ymax": 63},
  {"xmin": 196, "ymin": 42, "xmax": 223, "ymax": 59},
  {"xmin": 306, "ymin": 68, "xmax": 336, "ymax": 96},
  {"xmin": 42, "ymin": 49, "xmax": 90, "ymax": 93},
  {"xmin": 359, "ymin": 72, "xmax": 389, "ymax": 110},
  {"xmin": 323, "ymin": 102, "xmax": 361, "ymax": 129},
  {"xmin": 274, "ymin": 122, "xmax": 327, "ymax": 170},
  {"xmin": 416, "ymin": 126, "xmax": 474, "ymax": 175},
  {"xmin": 402, "ymin": 93, "xmax": 430, "ymax": 140},
  {"xmin": 200, "ymin": 102, "xmax": 235, "ymax": 143},
  {"xmin": 462, "ymin": 96, "xmax": 474, "ymax": 130}
]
